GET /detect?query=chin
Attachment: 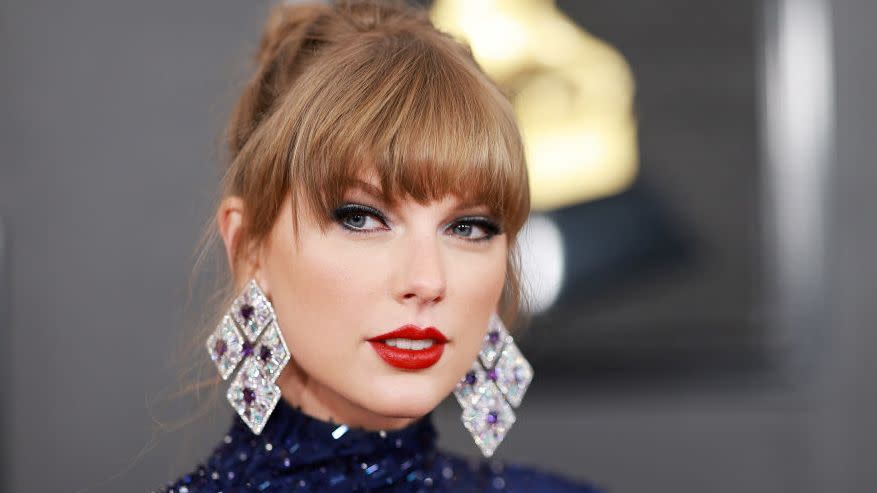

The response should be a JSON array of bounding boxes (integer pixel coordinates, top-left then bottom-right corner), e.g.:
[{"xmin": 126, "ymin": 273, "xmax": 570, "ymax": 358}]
[{"xmin": 360, "ymin": 378, "xmax": 447, "ymax": 419}]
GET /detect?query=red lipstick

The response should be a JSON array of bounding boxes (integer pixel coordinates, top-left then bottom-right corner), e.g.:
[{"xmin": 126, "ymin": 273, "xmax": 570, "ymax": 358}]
[{"xmin": 367, "ymin": 325, "xmax": 448, "ymax": 370}]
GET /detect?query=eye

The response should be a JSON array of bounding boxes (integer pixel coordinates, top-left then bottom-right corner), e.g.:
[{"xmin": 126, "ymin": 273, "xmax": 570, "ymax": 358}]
[
  {"xmin": 332, "ymin": 203, "xmax": 389, "ymax": 233},
  {"xmin": 447, "ymin": 217, "xmax": 502, "ymax": 242}
]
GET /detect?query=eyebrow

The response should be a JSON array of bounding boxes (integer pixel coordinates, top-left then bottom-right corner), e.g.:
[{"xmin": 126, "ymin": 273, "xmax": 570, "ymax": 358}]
[{"xmin": 347, "ymin": 179, "xmax": 384, "ymax": 199}]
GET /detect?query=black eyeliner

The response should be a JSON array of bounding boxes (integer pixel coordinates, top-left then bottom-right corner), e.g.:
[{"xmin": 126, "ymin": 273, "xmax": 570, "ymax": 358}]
[
  {"xmin": 448, "ymin": 216, "xmax": 504, "ymax": 243},
  {"xmin": 331, "ymin": 203, "xmax": 389, "ymax": 224},
  {"xmin": 454, "ymin": 216, "xmax": 503, "ymax": 235}
]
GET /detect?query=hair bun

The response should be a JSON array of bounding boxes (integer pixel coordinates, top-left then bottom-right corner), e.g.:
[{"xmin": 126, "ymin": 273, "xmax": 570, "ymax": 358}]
[
  {"xmin": 256, "ymin": 2, "xmax": 330, "ymax": 68},
  {"xmin": 226, "ymin": 2, "xmax": 330, "ymax": 157},
  {"xmin": 227, "ymin": 1, "xmax": 435, "ymax": 158}
]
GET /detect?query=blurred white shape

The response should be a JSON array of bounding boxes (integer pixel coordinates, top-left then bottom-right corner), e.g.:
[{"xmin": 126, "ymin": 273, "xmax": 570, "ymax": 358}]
[
  {"xmin": 761, "ymin": 0, "xmax": 833, "ymax": 351},
  {"xmin": 516, "ymin": 214, "xmax": 565, "ymax": 314}
]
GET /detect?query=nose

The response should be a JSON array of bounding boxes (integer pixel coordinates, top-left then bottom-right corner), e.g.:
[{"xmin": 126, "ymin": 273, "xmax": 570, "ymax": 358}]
[{"xmin": 394, "ymin": 232, "xmax": 447, "ymax": 305}]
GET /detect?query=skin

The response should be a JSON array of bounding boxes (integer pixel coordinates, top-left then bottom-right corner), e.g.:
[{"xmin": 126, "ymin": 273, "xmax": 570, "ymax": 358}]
[{"xmin": 217, "ymin": 171, "xmax": 508, "ymax": 431}]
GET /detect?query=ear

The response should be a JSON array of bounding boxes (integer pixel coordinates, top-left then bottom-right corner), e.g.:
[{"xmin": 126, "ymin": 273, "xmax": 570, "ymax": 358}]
[{"xmin": 217, "ymin": 196, "xmax": 262, "ymax": 288}]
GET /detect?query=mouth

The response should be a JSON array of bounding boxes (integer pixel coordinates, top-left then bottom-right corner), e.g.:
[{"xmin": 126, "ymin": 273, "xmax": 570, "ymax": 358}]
[{"xmin": 366, "ymin": 325, "xmax": 449, "ymax": 370}]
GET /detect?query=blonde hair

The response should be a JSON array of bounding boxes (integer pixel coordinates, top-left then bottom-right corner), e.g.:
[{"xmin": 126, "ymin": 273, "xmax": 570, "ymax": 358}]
[{"xmin": 172, "ymin": 0, "xmax": 530, "ymax": 428}]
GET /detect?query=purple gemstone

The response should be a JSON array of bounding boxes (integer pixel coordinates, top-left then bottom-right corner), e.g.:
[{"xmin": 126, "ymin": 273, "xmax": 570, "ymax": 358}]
[
  {"xmin": 487, "ymin": 369, "xmax": 498, "ymax": 381},
  {"xmin": 465, "ymin": 371, "xmax": 477, "ymax": 386},
  {"xmin": 213, "ymin": 339, "xmax": 228, "ymax": 358},
  {"xmin": 239, "ymin": 304, "xmax": 255, "ymax": 321},
  {"xmin": 243, "ymin": 387, "xmax": 256, "ymax": 405},
  {"xmin": 486, "ymin": 411, "xmax": 498, "ymax": 424},
  {"xmin": 260, "ymin": 345, "xmax": 272, "ymax": 362},
  {"xmin": 242, "ymin": 341, "xmax": 254, "ymax": 358},
  {"xmin": 488, "ymin": 331, "xmax": 500, "ymax": 344}
]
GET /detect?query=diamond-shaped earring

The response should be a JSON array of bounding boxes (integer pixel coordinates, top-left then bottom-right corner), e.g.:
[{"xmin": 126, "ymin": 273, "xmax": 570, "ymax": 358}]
[
  {"xmin": 206, "ymin": 279, "xmax": 291, "ymax": 435},
  {"xmin": 453, "ymin": 313, "xmax": 534, "ymax": 457}
]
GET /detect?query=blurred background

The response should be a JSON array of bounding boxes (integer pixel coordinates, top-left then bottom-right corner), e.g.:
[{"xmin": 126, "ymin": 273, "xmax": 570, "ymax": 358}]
[{"xmin": 1, "ymin": 0, "xmax": 874, "ymax": 491}]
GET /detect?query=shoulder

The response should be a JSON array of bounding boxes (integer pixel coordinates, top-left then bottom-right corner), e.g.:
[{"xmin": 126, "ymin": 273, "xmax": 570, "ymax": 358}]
[{"xmin": 437, "ymin": 452, "xmax": 605, "ymax": 493}]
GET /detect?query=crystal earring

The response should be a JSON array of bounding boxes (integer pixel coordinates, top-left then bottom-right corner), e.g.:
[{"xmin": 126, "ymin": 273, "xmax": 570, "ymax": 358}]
[
  {"xmin": 206, "ymin": 279, "xmax": 291, "ymax": 435},
  {"xmin": 453, "ymin": 313, "xmax": 534, "ymax": 457}
]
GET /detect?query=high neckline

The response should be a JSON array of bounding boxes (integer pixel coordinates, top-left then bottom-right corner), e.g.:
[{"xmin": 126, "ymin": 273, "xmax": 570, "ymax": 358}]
[
  {"xmin": 225, "ymin": 396, "xmax": 438, "ymax": 466},
  {"xmin": 167, "ymin": 394, "xmax": 604, "ymax": 492}
]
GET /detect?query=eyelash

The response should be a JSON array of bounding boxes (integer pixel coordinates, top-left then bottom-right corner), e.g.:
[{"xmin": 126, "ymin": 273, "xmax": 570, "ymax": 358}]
[{"xmin": 331, "ymin": 203, "xmax": 502, "ymax": 242}]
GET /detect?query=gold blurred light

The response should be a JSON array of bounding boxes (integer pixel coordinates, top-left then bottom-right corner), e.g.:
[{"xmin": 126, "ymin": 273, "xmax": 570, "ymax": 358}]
[{"xmin": 431, "ymin": 0, "xmax": 638, "ymax": 210}]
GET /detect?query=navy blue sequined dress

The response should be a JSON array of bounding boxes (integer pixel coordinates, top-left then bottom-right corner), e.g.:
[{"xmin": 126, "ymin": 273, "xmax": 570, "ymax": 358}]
[{"xmin": 157, "ymin": 397, "xmax": 603, "ymax": 492}]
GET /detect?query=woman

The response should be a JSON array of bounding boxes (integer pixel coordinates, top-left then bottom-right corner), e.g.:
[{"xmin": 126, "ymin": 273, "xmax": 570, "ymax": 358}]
[{"xmin": 158, "ymin": 1, "xmax": 601, "ymax": 491}]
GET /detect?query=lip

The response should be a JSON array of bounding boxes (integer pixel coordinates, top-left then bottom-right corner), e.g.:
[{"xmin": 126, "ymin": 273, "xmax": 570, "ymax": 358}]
[
  {"xmin": 367, "ymin": 325, "xmax": 449, "ymax": 370},
  {"xmin": 367, "ymin": 325, "xmax": 449, "ymax": 343}
]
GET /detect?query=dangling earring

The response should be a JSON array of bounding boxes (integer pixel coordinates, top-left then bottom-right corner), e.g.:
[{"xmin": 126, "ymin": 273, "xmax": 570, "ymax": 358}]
[
  {"xmin": 206, "ymin": 279, "xmax": 291, "ymax": 435},
  {"xmin": 453, "ymin": 313, "xmax": 534, "ymax": 457}
]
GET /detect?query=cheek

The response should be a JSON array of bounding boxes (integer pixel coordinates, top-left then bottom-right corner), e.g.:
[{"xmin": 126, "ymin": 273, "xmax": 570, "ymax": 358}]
[
  {"xmin": 265, "ymin": 232, "xmax": 381, "ymax": 346},
  {"xmin": 449, "ymin": 252, "xmax": 506, "ymax": 308},
  {"xmin": 444, "ymin": 243, "xmax": 508, "ymax": 355}
]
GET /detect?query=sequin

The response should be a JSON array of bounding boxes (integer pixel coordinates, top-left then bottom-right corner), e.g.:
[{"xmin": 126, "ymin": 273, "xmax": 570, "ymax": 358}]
[
  {"xmin": 331, "ymin": 424, "xmax": 348, "ymax": 439},
  {"xmin": 156, "ymin": 397, "xmax": 602, "ymax": 492}
]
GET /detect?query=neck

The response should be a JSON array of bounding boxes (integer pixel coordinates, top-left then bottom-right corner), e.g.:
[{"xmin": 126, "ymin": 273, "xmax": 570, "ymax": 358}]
[{"xmin": 275, "ymin": 359, "xmax": 417, "ymax": 431}]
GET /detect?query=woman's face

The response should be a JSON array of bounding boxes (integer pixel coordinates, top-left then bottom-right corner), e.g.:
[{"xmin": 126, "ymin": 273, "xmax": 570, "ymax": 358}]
[{"xmin": 246, "ymin": 172, "xmax": 508, "ymax": 430}]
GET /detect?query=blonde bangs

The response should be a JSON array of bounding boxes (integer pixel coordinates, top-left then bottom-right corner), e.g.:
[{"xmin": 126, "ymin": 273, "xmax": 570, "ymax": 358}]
[{"xmin": 287, "ymin": 32, "xmax": 530, "ymax": 237}]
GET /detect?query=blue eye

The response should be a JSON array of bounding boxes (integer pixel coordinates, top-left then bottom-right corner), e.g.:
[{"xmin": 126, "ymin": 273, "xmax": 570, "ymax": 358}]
[
  {"xmin": 342, "ymin": 213, "xmax": 380, "ymax": 230},
  {"xmin": 447, "ymin": 217, "xmax": 502, "ymax": 242},
  {"xmin": 454, "ymin": 224, "xmax": 474, "ymax": 236},
  {"xmin": 332, "ymin": 204, "xmax": 389, "ymax": 233}
]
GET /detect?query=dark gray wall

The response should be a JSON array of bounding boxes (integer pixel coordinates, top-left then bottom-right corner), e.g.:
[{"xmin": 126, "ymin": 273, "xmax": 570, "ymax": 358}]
[
  {"xmin": 2, "ymin": 0, "xmax": 875, "ymax": 492},
  {"xmin": 0, "ymin": 2, "xmax": 269, "ymax": 491}
]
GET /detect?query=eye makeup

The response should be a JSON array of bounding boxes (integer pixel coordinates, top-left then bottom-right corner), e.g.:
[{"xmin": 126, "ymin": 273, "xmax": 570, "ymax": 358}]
[
  {"xmin": 445, "ymin": 216, "xmax": 502, "ymax": 242},
  {"xmin": 330, "ymin": 202, "xmax": 503, "ymax": 242},
  {"xmin": 330, "ymin": 203, "xmax": 390, "ymax": 234}
]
